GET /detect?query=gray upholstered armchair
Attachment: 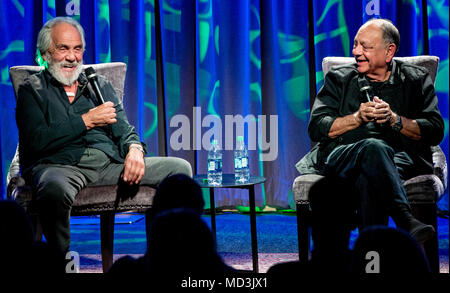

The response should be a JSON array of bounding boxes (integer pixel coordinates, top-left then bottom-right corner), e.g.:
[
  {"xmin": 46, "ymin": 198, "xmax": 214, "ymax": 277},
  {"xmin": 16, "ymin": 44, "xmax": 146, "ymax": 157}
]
[
  {"xmin": 293, "ymin": 56, "xmax": 448, "ymax": 273},
  {"xmin": 7, "ymin": 62, "xmax": 156, "ymax": 272}
]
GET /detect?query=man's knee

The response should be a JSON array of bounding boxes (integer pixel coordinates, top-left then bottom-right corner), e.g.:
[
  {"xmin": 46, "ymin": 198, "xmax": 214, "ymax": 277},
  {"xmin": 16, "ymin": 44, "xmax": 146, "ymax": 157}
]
[
  {"xmin": 36, "ymin": 179, "xmax": 75, "ymax": 210},
  {"xmin": 144, "ymin": 156, "xmax": 193, "ymax": 180},
  {"xmin": 359, "ymin": 138, "xmax": 394, "ymax": 158},
  {"xmin": 167, "ymin": 157, "xmax": 193, "ymax": 177}
]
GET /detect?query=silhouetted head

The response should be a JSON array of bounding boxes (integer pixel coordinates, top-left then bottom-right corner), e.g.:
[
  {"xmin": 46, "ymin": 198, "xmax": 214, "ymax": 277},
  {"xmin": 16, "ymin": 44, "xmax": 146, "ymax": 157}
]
[
  {"xmin": 145, "ymin": 208, "xmax": 229, "ymax": 282},
  {"xmin": 0, "ymin": 200, "xmax": 34, "ymax": 273},
  {"xmin": 351, "ymin": 225, "xmax": 430, "ymax": 274},
  {"xmin": 309, "ymin": 176, "xmax": 358, "ymax": 271},
  {"xmin": 148, "ymin": 174, "xmax": 204, "ymax": 221},
  {"xmin": 0, "ymin": 200, "xmax": 34, "ymax": 250}
]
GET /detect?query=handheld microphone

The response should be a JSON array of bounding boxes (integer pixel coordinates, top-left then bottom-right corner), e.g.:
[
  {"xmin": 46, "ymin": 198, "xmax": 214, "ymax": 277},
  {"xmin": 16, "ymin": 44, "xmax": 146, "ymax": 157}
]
[
  {"xmin": 360, "ymin": 85, "xmax": 373, "ymax": 102},
  {"xmin": 358, "ymin": 76, "xmax": 373, "ymax": 102},
  {"xmin": 357, "ymin": 76, "xmax": 378, "ymax": 132},
  {"xmin": 85, "ymin": 67, "xmax": 105, "ymax": 104}
]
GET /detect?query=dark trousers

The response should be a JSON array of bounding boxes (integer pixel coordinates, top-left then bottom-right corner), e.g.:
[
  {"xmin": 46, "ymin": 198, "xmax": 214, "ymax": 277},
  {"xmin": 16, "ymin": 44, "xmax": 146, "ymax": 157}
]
[
  {"xmin": 323, "ymin": 138, "xmax": 425, "ymax": 228},
  {"xmin": 30, "ymin": 148, "xmax": 192, "ymax": 254}
]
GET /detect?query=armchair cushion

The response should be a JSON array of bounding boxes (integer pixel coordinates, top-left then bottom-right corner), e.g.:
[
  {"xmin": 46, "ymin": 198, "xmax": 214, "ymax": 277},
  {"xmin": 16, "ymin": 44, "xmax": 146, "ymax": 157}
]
[
  {"xmin": 322, "ymin": 56, "xmax": 440, "ymax": 83},
  {"xmin": 10, "ymin": 177, "xmax": 155, "ymax": 215},
  {"xmin": 9, "ymin": 63, "xmax": 127, "ymax": 101},
  {"xmin": 403, "ymin": 175, "xmax": 444, "ymax": 203},
  {"xmin": 292, "ymin": 174, "xmax": 324, "ymax": 203},
  {"xmin": 72, "ymin": 185, "xmax": 155, "ymax": 215}
]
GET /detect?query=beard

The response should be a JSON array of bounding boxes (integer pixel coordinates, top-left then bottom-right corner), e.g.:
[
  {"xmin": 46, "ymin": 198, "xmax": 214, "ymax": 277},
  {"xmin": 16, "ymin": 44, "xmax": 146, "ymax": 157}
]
[{"xmin": 45, "ymin": 52, "xmax": 84, "ymax": 86}]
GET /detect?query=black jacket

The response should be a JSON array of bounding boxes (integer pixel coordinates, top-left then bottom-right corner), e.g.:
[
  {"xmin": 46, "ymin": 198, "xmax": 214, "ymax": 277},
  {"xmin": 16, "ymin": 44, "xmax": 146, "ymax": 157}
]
[
  {"xmin": 296, "ymin": 59, "xmax": 444, "ymax": 175},
  {"xmin": 16, "ymin": 70, "xmax": 144, "ymax": 174}
]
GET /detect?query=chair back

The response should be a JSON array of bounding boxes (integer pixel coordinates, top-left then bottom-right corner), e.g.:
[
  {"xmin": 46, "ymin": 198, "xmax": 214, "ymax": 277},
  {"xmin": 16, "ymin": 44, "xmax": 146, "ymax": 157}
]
[
  {"xmin": 322, "ymin": 56, "xmax": 440, "ymax": 84},
  {"xmin": 9, "ymin": 62, "xmax": 127, "ymax": 101}
]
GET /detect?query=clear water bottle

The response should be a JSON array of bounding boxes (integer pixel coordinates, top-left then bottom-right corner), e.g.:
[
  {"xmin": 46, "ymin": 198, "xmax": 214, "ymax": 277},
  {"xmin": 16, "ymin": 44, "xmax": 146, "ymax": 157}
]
[
  {"xmin": 234, "ymin": 136, "xmax": 250, "ymax": 183},
  {"xmin": 207, "ymin": 139, "xmax": 222, "ymax": 185}
]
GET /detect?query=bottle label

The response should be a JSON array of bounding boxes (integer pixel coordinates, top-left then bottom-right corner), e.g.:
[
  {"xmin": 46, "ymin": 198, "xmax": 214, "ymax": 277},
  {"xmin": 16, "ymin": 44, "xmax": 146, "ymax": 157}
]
[
  {"xmin": 208, "ymin": 161, "xmax": 215, "ymax": 171},
  {"xmin": 208, "ymin": 160, "xmax": 222, "ymax": 171},
  {"xmin": 242, "ymin": 157, "xmax": 248, "ymax": 168},
  {"xmin": 235, "ymin": 158, "xmax": 242, "ymax": 169}
]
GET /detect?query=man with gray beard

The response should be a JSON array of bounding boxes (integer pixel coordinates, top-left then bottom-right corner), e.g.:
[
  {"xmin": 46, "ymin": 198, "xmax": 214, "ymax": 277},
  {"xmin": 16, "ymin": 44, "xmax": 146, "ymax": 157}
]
[{"xmin": 15, "ymin": 17, "xmax": 192, "ymax": 259}]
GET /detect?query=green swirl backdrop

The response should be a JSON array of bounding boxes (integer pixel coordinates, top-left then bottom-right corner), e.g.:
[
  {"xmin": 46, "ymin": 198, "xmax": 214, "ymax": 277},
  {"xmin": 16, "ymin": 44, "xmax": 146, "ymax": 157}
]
[{"xmin": 0, "ymin": 0, "xmax": 448, "ymax": 209}]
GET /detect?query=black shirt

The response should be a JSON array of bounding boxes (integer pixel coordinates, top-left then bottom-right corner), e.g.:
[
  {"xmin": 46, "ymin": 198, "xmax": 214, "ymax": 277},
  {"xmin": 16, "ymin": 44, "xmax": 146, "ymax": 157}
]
[
  {"xmin": 297, "ymin": 60, "xmax": 444, "ymax": 174},
  {"xmin": 16, "ymin": 70, "xmax": 144, "ymax": 174}
]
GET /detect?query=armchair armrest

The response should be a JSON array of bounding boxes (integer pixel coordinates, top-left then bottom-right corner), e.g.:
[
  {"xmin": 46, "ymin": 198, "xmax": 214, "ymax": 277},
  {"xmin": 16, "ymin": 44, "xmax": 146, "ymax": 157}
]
[
  {"xmin": 7, "ymin": 176, "xmax": 26, "ymax": 200},
  {"xmin": 7, "ymin": 145, "xmax": 20, "ymax": 185},
  {"xmin": 7, "ymin": 144, "xmax": 23, "ymax": 199},
  {"xmin": 432, "ymin": 145, "xmax": 448, "ymax": 191}
]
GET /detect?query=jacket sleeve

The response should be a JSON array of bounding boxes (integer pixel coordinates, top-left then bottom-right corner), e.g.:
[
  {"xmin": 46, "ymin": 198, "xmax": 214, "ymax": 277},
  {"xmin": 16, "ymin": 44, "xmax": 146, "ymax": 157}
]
[
  {"xmin": 308, "ymin": 70, "xmax": 341, "ymax": 143},
  {"xmin": 15, "ymin": 83, "xmax": 87, "ymax": 156},
  {"xmin": 100, "ymin": 80, "xmax": 147, "ymax": 158},
  {"xmin": 414, "ymin": 71, "xmax": 445, "ymax": 146}
]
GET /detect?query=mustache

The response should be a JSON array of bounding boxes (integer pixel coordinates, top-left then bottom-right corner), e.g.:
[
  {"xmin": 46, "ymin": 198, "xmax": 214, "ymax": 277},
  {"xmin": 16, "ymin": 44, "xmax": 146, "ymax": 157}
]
[{"xmin": 58, "ymin": 61, "xmax": 81, "ymax": 68}]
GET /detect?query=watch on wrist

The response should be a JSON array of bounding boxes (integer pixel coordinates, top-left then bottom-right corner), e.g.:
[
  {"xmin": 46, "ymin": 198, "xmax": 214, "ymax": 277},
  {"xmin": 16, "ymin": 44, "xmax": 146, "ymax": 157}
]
[
  {"xmin": 392, "ymin": 115, "xmax": 403, "ymax": 132},
  {"xmin": 130, "ymin": 144, "xmax": 145, "ymax": 154}
]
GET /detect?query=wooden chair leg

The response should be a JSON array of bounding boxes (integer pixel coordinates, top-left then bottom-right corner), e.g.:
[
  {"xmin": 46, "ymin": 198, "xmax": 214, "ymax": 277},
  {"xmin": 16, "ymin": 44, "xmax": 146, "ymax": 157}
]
[
  {"xmin": 411, "ymin": 202, "xmax": 439, "ymax": 273},
  {"xmin": 100, "ymin": 212, "xmax": 115, "ymax": 272},
  {"xmin": 297, "ymin": 203, "xmax": 310, "ymax": 264}
]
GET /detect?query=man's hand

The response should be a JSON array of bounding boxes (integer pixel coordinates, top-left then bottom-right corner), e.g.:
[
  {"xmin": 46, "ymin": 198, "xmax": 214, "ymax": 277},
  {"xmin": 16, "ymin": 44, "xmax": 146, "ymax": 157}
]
[
  {"xmin": 356, "ymin": 101, "xmax": 377, "ymax": 123},
  {"xmin": 372, "ymin": 96, "xmax": 396, "ymax": 124},
  {"xmin": 81, "ymin": 101, "xmax": 117, "ymax": 130},
  {"xmin": 355, "ymin": 96, "xmax": 397, "ymax": 125},
  {"xmin": 122, "ymin": 144, "xmax": 145, "ymax": 185}
]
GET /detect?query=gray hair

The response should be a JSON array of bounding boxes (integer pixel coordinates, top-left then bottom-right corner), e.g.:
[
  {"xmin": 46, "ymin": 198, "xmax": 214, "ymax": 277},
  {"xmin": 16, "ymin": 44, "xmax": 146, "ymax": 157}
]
[
  {"xmin": 37, "ymin": 17, "xmax": 86, "ymax": 55},
  {"xmin": 364, "ymin": 18, "xmax": 400, "ymax": 53}
]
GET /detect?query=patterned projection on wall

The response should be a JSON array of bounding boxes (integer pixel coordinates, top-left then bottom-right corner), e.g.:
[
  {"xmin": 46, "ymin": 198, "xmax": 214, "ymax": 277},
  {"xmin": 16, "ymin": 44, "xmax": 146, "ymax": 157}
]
[{"xmin": 0, "ymin": 0, "xmax": 447, "ymax": 210}]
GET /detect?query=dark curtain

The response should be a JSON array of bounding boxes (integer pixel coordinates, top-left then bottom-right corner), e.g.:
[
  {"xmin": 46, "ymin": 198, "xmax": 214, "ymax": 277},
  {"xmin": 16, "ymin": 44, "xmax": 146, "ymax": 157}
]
[{"xmin": 0, "ymin": 0, "xmax": 448, "ymax": 209}]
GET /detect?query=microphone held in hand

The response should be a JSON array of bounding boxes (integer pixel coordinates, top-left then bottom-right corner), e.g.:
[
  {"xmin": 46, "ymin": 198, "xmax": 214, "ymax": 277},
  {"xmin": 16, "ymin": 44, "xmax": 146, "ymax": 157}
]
[
  {"xmin": 85, "ymin": 67, "xmax": 105, "ymax": 104},
  {"xmin": 360, "ymin": 85, "xmax": 373, "ymax": 102},
  {"xmin": 358, "ymin": 76, "xmax": 373, "ymax": 102}
]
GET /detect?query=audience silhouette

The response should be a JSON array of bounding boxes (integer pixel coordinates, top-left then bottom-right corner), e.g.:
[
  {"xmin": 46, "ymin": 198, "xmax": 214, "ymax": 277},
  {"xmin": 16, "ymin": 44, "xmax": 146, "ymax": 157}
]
[
  {"xmin": 0, "ymin": 200, "xmax": 63, "ymax": 275},
  {"xmin": 145, "ymin": 209, "xmax": 234, "ymax": 278},
  {"xmin": 145, "ymin": 173, "xmax": 205, "ymax": 222},
  {"xmin": 109, "ymin": 208, "xmax": 234, "ymax": 284},
  {"xmin": 2, "ymin": 173, "xmax": 436, "ymax": 280},
  {"xmin": 144, "ymin": 173, "xmax": 205, "ymax": 247},
  {"xmin": 351, "ymin": 225, "xmax": 431, "ymax": 274},
  {"xmin": 0, "ymin": 200, "xmax": 34, "ymax": 273},
  {"xmin": 269, "ymin": 175, "xmax": 432, "ymax": 286},
  {"xmin": 268, "ymin": 176, "xmax": 358, "ymax": 286},
  {"xmin": 309, "ymin": 176, "xmax": 358, "ymax": 272},
  {"xmin": 109, "ymin": 174, "xmax": 234, "ymax": 284}
]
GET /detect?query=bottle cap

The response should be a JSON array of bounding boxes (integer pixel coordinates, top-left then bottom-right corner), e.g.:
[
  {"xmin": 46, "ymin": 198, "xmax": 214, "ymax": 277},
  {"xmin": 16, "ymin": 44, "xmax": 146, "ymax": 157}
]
[{"xmin": 237, "ymin": 136, "xmax": 244, "ymax": 142}]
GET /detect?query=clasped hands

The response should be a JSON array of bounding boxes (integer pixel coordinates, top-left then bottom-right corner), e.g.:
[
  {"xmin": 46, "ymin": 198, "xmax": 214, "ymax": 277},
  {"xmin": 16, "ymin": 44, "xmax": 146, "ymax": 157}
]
[
  {"xmin": 354, "ymin": 96, "xmax": 397, "ymax": 126},
  {"xmin": 81, "ymin": 102, "xmax": 145, "ymax": 185}
]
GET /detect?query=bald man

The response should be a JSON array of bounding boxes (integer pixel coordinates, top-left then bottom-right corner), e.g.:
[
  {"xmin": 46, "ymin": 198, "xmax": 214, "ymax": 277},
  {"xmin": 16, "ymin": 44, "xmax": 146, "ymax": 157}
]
[{"xmin": 298, "ymin": 19, "xmax": 444, "ymax": 244}]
